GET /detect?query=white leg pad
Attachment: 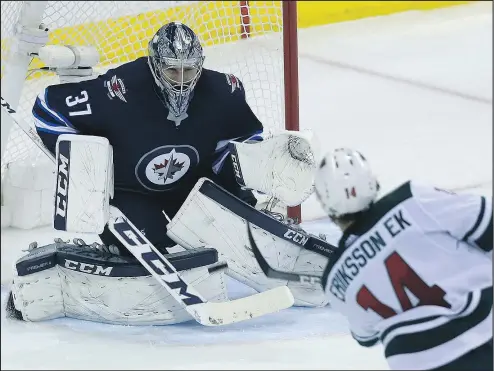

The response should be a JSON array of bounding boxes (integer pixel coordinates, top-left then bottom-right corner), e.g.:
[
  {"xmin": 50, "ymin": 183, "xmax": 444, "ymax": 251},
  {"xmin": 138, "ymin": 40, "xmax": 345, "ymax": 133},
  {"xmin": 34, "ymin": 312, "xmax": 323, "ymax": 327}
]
[
  {"xmin": 12, "ymin": 266, "xmax": 227, "ymax": 325},
  {"xmin": 167, "ymin": 178, "xmax": 329, "ymax": 307}
]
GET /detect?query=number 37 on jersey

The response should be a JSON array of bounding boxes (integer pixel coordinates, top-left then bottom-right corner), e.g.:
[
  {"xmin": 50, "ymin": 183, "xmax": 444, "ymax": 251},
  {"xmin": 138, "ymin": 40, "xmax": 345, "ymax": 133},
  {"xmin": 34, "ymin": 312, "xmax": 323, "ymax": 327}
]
[{"xmin": 66, "ymin": 90, "xmax": 92, "ymax": 117}]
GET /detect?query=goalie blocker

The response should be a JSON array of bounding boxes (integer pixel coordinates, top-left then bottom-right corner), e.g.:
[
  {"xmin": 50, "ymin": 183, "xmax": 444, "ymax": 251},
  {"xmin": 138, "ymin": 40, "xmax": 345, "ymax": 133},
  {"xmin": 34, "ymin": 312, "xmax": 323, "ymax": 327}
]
[{"xmin": 54, "ymin": 134, "xmax": 113, "ymax": 234}]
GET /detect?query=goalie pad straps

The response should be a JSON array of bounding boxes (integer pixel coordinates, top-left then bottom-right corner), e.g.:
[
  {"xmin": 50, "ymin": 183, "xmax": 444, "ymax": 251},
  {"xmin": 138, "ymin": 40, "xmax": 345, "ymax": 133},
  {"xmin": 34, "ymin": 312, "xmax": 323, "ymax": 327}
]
[
  {"xmin": 228, "ymin": 130, "xmax": 317, "ymax": 207},
  {"xmin": 54, "ymin": 134, "xmax": 114, "ymax": 234}
]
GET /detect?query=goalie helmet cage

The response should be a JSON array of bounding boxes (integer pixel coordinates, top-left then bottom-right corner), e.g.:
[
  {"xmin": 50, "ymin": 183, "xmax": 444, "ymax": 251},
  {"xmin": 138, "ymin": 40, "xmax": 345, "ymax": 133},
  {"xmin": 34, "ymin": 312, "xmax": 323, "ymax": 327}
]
[{"xmin": 0, "ymin": 0, "xmax": 301, "ymax": 223}]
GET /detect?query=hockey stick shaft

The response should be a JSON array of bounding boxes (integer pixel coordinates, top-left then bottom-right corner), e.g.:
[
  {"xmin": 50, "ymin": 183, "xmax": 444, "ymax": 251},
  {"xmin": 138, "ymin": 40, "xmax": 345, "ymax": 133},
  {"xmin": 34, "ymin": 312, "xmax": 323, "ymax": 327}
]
[
  {"xmin": 247, "ymin": 223, "xmax": 324, "ymax": 287},
  {"xmin": 1, "ymin": 96, "xmax": 294, "ymax": 326},
  {"xmin": 1, "ymin": 97, "xmax": 59, "ymax": 165}
]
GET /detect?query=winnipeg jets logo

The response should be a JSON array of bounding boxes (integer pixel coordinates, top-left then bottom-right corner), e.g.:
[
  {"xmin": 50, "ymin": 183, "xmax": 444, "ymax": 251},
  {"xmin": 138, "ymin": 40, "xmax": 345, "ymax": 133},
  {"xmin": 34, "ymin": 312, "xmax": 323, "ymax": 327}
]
[
  {"xmin": 152, "ymin": 150, "xmax": 186, "ymax": 183},
  {"xmin": 135, "ymin": 145, "xmax": 199, "ymax": 191},
  {"xmin": 105, "ymin": 75, "xmax": 127, "ymax": 102}
]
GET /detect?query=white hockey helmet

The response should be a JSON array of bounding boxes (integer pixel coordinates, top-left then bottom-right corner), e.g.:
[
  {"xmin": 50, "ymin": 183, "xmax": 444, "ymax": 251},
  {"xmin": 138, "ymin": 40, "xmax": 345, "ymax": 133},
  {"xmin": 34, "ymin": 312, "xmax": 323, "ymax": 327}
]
[{"xmin": 314, "ymin": 148, "xmax": 379, "ymax": 218}]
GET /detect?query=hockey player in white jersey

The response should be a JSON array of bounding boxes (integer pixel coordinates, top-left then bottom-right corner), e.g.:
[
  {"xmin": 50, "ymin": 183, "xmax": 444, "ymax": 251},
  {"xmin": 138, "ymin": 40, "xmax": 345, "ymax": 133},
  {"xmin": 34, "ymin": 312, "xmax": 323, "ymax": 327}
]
[
  {"xmin": 313, "ymin": 148, "xmax": 492, "ymax": 370},
  {"xmin": 250, "ymin": 148, "xmax": 492, "ymax": 370}
]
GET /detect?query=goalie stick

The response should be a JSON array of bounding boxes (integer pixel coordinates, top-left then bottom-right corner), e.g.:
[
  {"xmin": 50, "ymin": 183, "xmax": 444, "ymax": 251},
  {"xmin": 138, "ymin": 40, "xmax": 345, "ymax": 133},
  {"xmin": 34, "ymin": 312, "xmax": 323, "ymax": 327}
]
[{"xmin": 1, "ymin": 96, "xmax": 295, "ymax": 326}]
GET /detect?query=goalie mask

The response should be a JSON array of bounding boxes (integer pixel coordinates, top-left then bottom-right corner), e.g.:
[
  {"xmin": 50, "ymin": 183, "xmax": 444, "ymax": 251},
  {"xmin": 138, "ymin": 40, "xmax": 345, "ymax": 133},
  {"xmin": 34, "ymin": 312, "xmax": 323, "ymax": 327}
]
[{"xmin": 148, "ymin": 22, "xmax": 205, "ymax": 122}]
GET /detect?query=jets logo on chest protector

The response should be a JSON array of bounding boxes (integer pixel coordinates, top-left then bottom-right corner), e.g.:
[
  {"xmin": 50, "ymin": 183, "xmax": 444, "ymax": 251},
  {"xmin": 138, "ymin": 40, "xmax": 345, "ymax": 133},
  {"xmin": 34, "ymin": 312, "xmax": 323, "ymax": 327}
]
[{"xmin": 135, "ymin": 145, "xmax": 199, "ymax": 191}]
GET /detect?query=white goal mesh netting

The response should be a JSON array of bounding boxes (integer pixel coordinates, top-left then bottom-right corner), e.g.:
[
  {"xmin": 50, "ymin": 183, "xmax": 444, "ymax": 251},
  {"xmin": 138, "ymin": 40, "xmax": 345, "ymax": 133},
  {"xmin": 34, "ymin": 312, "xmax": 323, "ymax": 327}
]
[{"xmin": 1, "ymin": 1, "xmax": 288, "ymax": 176}]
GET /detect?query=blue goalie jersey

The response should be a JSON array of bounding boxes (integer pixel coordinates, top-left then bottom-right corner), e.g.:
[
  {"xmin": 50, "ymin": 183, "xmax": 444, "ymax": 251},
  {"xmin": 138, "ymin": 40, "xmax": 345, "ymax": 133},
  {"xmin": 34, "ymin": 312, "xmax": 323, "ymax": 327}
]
[{"xmin": 32, "ymin": 57, "xmax": 263, "ymax": 250}]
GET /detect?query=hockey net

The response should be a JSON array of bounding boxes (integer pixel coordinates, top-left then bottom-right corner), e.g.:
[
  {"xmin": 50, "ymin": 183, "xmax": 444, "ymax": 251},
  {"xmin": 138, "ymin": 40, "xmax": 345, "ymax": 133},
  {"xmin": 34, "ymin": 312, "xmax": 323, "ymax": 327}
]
[{"xmin": 1, "ymin": 1, "xmax": 300, "ymax": 227}]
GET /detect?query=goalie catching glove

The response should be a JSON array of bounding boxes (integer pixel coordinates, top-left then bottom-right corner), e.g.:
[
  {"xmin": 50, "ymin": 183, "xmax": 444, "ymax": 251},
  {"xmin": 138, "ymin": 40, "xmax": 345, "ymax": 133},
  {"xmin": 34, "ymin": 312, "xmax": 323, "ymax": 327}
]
[{"xmin": 229, "ymin": 130, "xmax": 318, "ymax": 206}]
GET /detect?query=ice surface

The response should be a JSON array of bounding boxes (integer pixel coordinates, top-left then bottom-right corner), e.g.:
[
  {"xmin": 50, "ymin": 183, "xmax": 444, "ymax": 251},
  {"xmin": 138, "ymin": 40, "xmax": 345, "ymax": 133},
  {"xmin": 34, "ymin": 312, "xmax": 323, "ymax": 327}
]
[{"xmin": 1, "ymin": 2, "xmax": 492, "ymax": 369}]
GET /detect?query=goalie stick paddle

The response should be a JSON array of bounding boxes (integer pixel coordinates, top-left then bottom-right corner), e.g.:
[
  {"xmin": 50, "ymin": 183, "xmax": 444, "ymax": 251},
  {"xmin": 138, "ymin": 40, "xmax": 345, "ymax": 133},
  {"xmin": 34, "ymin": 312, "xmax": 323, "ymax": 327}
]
[
  {"xmin": 1, "ymin": 95, "xmax": 295, "ymax": 326},
  {"xmin": 247, "ymin": 223, "xmax": 324, "ymax": 288}
]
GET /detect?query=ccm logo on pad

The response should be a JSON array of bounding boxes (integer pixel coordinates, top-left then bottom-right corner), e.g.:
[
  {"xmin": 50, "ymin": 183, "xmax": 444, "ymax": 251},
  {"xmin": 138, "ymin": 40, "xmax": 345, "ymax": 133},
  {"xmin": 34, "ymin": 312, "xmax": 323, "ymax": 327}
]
[
  {"xmin": 54, "ymin": 141, "xmax": 71, "ymax": 231},
  {"xmin": 64, "ymin": 259, "xmax": 114, "ymax": 276}
]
